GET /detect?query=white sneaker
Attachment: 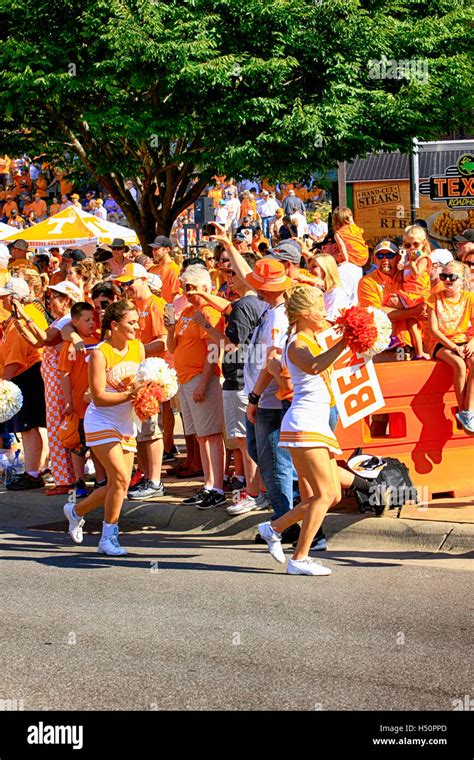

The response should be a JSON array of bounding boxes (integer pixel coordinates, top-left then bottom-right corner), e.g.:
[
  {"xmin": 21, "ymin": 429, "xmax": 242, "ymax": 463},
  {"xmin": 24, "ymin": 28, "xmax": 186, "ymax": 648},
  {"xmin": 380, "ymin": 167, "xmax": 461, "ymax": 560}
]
[
  {"xmin": 226, "ymin": 494, "xmax": 257, "ymax": 516},
  {"xmin": 287, "ymin": 557, "xmax": 332, "ymax": 576},
  {"xmin": 257, "ymin": 521, "xmax": 286, "ymax": 564},
  {"xmin": 97, "ymin": 528, "xmax": 127, "ymax": 556},
  {"xmin": 255, "ymin": 492, "xmax": 271, "ymax": 510},
  {"xmin": 63, "ymin": 502, "xmax": 85, "ymax": 544}
]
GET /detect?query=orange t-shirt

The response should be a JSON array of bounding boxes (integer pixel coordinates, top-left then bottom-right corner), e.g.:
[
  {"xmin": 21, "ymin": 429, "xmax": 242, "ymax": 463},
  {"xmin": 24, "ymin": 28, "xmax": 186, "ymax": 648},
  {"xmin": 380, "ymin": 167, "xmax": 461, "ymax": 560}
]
[
  {"xmin": 336, "ymin": 223, "xmax": 369, "ymax": 267},
  {"xmin": 358, "ymin": 269, "xmax": 412, "ymax": 347},
  {"xmin": 58, "ymin": 337, "xmax": 99, "ymax": 418},
  {"xmin": 31, "ymin": 199, "xmax": 47, "ymax": 217},
  {"xmin": 0, "ymin": 319, "xmax": 42, "ymax": 377},
  {"xmin": 49, "ymin": 203, "xmax": 61, "ymax": 216},
  {"xmin": 427, "ymin": 291, "xmax": 474, "ymax": 354},
  {"xmin": 173, "ymin": 304, "xmax": 223, "ymax": 384},
  {"xmin": 3, "ymin": 201, "xmax": 18, "ymax": 219},
  {"xmin": 208, "ymin": 187, "xmax": 223, "ymax": 207},
  {"xmin": 251, "ymin": 236, "xmax": 270, "ymax": 253},
  {"xmin": 135, "ymin": 294, "xmax": 167, "ymax": 350},
  {"xmin": 35, "ymin": 178, "xmax": 49, "ymax": 198},
  {"xmin": 241, "ymin": 198, "xmax": 257, "ymax": 218},
  {"xmin": 149, "ymin": 260, "xmax": 181, "ymax": 303}
]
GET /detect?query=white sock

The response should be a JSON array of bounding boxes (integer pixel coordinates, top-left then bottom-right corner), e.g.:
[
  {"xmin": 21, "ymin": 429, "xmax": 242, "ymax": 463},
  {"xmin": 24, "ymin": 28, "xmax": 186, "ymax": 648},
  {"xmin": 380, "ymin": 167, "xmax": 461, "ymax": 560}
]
[
  {"xmin": 150, "ymin": 480, "xmax": 162, "ymax": 488},
  {"xmin": 214, "ymin": 488, "xmax": 224, "ymax": 495},
  {"xmin": 101, "ymin": 521, "xmax": 118, "ymax": 540},
  {"xmin": 27, "ymin": 470, "xmax": 39, "ymax": 478}
]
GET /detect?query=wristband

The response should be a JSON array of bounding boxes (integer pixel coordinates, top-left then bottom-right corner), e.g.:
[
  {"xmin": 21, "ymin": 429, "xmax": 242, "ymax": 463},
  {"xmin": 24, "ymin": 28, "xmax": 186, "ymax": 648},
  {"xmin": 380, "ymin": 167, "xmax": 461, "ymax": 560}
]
[{"xmin": 248, "ymin": 391, "xmax": 261, "ymax": 405}]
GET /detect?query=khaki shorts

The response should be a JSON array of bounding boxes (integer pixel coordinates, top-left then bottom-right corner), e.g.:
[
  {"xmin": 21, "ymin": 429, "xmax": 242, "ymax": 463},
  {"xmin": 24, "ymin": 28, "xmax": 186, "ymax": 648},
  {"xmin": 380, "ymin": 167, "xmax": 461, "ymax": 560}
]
[
  {"xmin": 223, "ymin": 389, "xmax": 248, "ymax": 439},
  {"xmin": 179, "ymin": 374, "xmax": 224, "ymax": 438},
  {"xmin": 137, "ymin": 413, "xmax": 163, "ymax": 443}
]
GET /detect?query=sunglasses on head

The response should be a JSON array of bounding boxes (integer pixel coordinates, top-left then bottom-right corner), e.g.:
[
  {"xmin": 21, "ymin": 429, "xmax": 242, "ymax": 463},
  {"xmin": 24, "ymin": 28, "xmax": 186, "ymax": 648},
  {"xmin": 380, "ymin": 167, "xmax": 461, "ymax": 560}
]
[
  {"xmin": 375, "ymin": 251, "xmax": 397, "ymax": 260},
  {"xmin": 439, "ymin": 273, "xmax": 460, "ymax": 282}
]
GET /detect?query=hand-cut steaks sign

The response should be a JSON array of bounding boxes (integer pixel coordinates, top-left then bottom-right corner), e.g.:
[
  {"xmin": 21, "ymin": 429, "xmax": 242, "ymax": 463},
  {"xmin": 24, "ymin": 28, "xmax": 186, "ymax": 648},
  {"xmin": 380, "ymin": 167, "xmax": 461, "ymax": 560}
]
[{"xmin": 317, "ymin": 326, "xmax": 385, "ymax": 427}]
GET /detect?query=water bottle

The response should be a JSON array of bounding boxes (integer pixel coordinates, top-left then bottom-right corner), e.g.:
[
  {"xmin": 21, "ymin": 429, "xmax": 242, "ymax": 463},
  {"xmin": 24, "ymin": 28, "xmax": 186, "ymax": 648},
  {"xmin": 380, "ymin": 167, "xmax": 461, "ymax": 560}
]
[{"xmin": 13, "ymin": 450, "xmax": 25, "ymax": 475}]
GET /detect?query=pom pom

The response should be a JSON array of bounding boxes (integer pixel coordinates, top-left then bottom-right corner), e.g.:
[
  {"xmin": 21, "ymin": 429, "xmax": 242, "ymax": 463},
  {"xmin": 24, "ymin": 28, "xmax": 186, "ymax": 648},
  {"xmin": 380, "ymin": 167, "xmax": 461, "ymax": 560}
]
[
  {"xmin": 334, "ymin": 306, "xmax": 392, "ymax": 358},
  {"xmin": 135, "ymin": 357, "xmax": 178, "ymax": 400},
  {"xmin": 132, "ymin": 382, "xmax": 167, "ymax": 421},
  {"xmin": 132, "ymin": 358, "xmax": 178, "ymax": 421},
  {"xmin": 0, "ymin": 380, "xmax": 23, "ymax": 423}
]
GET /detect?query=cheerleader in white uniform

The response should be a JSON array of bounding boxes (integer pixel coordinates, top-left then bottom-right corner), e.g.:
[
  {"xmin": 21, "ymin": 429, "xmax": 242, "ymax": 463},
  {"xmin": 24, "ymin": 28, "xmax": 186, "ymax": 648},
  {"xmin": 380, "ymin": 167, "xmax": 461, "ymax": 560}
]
[
  {"xmin": 63, "ymin": 300, "xmax": 145, "ymax": 556},
  {"xmin": 257, "ymin": 286, "xmax": 347, "ymax": 576}
]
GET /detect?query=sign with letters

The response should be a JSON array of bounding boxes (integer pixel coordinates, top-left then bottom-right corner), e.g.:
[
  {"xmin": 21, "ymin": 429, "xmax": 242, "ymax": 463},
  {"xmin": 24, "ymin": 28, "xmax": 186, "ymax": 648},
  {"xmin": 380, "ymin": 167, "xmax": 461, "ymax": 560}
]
[{"xmin": 317, "ymin": 326, "xmax": 385, "ymax": 427}]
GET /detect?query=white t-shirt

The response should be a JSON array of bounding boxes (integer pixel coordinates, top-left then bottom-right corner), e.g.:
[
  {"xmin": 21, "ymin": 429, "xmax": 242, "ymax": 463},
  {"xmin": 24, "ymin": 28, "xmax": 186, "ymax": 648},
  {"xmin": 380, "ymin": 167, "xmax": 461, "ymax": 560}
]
[
  {"xmin": 259, "ymin": 198, "xmax": 281, "ymax": 217},
  {"xmin": 324, "ymin": 287, "xmax": 348, "ymax": 322},
  {"xmin": 244, "ymin": 302, "xmax": 288, "ymax": 409},
  {"xmin": 226, "ymin": 197, "xmax": 241, "ymax": 222},
  {"xmin": 308, "ymin": 221, "xmax": 328, "ymax": 239},
  {"xmin": 338, "ymin": 261, "xmax": 363, "ymax": 307}
]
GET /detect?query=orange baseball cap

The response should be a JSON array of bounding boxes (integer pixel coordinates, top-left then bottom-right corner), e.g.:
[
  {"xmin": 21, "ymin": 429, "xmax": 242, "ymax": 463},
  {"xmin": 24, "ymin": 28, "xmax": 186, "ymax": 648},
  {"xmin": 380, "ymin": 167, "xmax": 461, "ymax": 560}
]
[
  {"xmin": 114, "ymin": 262, "xmax": 149, "ymax": 282},
  {"xmin": 246, "ymin": 258, "xmax": 293, "ymax": 292}
]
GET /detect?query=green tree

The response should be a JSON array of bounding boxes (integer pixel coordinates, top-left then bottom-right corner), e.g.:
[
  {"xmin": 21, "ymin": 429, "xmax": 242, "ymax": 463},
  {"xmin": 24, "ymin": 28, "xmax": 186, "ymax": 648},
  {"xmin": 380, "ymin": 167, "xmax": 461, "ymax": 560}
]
[{"xmin": 1, "ymin": 0, "xmax": 472, "ymax": 247}]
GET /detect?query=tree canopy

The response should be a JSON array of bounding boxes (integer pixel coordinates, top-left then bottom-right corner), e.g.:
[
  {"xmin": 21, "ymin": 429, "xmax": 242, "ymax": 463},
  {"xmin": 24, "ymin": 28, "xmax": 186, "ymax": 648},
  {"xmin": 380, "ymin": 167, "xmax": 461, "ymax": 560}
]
[{"xmin": 1, "ymin": 0, "xmax": 472, "ymax": 244}]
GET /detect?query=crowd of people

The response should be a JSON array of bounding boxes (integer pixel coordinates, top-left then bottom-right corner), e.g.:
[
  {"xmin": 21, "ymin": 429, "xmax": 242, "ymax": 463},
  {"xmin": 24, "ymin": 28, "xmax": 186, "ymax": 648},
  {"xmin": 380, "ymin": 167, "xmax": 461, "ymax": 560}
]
[{"xmin": 0, "ymin": 166, "xmax": 473, "ymax": 572}]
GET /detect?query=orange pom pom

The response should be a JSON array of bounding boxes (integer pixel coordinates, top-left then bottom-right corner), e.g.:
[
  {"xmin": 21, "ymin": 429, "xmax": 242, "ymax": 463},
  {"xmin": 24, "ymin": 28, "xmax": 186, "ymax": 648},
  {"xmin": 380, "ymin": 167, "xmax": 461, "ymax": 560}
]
[
  {"xmin": 334, "ymin": 306, "xmax": 378, "ymax": 354},
  {"xmin": 132, "ymin": 382, "xmax": 167, "ymax": 421}
]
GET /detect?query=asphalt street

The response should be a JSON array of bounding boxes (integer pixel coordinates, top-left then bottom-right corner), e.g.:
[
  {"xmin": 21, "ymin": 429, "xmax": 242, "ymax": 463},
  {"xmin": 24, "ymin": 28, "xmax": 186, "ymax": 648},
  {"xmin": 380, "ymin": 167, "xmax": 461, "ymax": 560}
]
[{"xmin": 0, "ymin": 527, "xmax": 471, "ymax": 712}]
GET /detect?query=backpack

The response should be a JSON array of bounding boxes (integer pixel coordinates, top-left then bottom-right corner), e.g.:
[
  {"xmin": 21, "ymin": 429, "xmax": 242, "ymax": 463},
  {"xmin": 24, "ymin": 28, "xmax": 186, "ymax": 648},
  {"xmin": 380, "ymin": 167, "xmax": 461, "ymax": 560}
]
[{"xmin": 351, "ymin": 451, "xmax": 418, "ymax": 516}]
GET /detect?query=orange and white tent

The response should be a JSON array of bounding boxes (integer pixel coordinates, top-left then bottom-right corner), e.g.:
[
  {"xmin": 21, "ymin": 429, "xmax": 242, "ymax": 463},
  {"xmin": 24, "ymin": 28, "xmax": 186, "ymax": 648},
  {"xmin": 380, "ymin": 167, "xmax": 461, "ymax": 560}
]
[{"xmin": 1, "ymin": 206, "xmax": 139, "ymax": 247}]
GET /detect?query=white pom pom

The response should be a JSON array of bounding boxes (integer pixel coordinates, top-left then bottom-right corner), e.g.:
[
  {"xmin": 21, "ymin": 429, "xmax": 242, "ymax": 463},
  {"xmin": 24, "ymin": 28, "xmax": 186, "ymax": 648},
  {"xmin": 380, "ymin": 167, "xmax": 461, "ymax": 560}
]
[
  {"xmin": 365, "ymin": 307, "xmax": 392, "ymax": 357},
  {"xmin": 135, "ymin": 358, "xmax": 178, "ymax": 401},
  {"xmin": 0, "ymin": 380, "xmax": 23, "ymax": 423}
]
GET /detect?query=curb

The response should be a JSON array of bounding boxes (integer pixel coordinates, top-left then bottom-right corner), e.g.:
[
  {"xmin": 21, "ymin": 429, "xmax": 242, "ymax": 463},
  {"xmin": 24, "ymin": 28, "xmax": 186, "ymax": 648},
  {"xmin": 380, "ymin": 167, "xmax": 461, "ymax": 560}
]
[{"xmin": 1, "ymin": 490, "xmax": 473, "ymax": 555}]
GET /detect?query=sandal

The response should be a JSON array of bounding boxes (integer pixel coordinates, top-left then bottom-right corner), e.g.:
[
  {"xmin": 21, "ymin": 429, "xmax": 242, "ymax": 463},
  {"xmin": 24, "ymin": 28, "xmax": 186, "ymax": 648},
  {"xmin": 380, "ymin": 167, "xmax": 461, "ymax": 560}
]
[{"xmin": 45, "ymin": 484, "xmax": 74, "ymax": 496}]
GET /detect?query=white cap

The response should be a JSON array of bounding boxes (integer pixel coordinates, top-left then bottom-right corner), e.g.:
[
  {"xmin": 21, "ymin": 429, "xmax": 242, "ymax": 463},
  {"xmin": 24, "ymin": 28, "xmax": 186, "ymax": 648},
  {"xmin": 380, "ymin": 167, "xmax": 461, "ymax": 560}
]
[
  {"xmin": 147, "ymin": 273, "xmax": 163, "ymax": 292},
  {"xmin": 47, "ymin": 280, "xmax": 83, "ymax": 302},
  {"xmin": 0, "ymin": 278, "xmax": 30, "ymax": 298},
  {"xmin": 430, "ymin": 249, "xmax": 454, "ymax": 266}
]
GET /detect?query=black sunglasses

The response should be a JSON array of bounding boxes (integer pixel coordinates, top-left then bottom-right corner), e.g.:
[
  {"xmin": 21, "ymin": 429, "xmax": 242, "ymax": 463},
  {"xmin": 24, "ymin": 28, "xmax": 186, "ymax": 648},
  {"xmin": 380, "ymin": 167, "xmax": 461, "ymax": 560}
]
[
  {"xmin": 119, "ymin": 279, "xmax": 134, "ymax": 287},
  {"xmin": 375, "ymin": 252, "xmax": 397, "ymax": 260},
  {"xmin": 439, "ymin": 273, "xmax": 460, "ymax": 282}
]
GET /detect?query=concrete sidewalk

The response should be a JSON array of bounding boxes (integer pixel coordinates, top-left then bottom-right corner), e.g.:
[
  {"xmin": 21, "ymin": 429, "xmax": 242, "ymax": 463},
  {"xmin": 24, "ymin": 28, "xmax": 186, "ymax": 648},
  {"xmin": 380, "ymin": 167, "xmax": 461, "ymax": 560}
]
[{"xmin": 1, "ymin": 467, "xmax": 473, "ymax": 555}]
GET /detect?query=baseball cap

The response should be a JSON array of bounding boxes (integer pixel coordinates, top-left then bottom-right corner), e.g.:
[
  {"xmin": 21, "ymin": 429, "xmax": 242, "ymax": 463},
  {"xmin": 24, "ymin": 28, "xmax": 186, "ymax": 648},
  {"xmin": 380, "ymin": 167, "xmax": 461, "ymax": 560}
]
[
  {"xmin": 0, "ymin": 278, "xmax": 30, "ymax": 298},
  {"xmin": 147, "ymin": 272, "xmax": 163, "ymax": 292},
  {"xmin": 63, "ymin": 249, "xmax": 87, "ymax": 263},
  {"xmin": 246, "ymin": 258, "xmax": 293, "ymax": 292},
  {"xmin": 115, "ymin": 262, "xmax": 149, "ymax": 282},
  {"xmin": 270, "ymin": 242, "xmax": 301, "ymax": 264},
  {"xmin": 429, "ymin": 249, "xmax": 454, "ymax": 266},
  {"xmin": 373, "ymin": 239, "xmax": 399, "ymax": 255},
  {"xmin": 10, "ymin": 239, "xmax": 29, "ymax": 252},
  {"xmin": 48, "ymin": 281, "xmax": 83, "ymax": 302},
  {"xmin": 149, "ymin": 235, "xmax": 172, "ymax": 249},
  {"xmin": 455, "ymin": 229, "xmax": 474, "ymax": 243}
]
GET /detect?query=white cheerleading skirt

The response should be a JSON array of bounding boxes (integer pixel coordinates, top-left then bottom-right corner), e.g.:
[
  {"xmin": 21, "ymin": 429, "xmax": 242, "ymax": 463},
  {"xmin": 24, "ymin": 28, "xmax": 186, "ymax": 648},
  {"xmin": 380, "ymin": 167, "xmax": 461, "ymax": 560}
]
[
  {"xmin": 84, "ymin": 399, "xmax": 137, "ymax": 452},
  {"xmin": 279, "ymin": 400, "xmax": 342, "ymax": 453}
]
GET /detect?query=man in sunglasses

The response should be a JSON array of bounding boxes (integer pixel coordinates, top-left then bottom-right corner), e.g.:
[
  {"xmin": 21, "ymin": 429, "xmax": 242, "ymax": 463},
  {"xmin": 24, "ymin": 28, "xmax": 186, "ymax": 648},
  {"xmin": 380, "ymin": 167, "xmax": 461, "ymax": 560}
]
[{"xmin": 358, "ymin": 239, "xmax": 427, "ymax": 350}]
